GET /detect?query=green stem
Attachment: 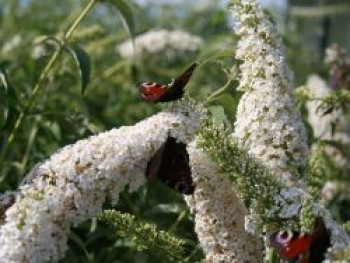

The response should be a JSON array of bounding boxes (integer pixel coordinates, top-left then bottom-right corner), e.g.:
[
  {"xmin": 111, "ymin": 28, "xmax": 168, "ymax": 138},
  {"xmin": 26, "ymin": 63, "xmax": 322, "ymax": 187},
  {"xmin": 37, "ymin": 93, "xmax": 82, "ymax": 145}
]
[
  {"xmin": 204, "ymin": 78, "xmax": 233, "ymax": 105},
  {"xmin": 184, "ymin": 245, "xmax": 202, "ymax": 263},
  {"xmin": 64, "ymin": 0, "xmax": 97, "ymax": 40},
  {"xmin": 198, "ymin": 50, "xmax": 233, "ymax": 70},
  {"xmin": 168, "ymin": 210, "xmax": 187, "ymax": 233},
  {"xmin": 267, "ymin": 247, "xmax": 279, "ymax": 263},
  {"xmin": 0, "ymin": 0, "xmax": 97, "ymax": 180}
]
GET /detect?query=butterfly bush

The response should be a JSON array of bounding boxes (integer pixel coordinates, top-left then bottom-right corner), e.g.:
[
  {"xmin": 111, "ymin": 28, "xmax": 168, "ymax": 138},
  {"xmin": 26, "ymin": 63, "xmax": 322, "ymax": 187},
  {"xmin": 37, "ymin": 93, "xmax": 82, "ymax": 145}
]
[
  {"xmin": 306, "ymin": 75, "xmax": 350, "ymax": 202},
  {"xmin": 306, "ymin": 75, "xmax": 343, "ymax": 140},
  {"xmin": 185, "ymin": 139, "xmax": 263, "ymax": 262},
  {"xmin": 0, "ymin": 101, "xmax": 203, "ymax": 263},
  {"xmin": 227, "ymin": 0, "xmax": 350, "ymax": 259},
  {"xmin": 230, "ymin": 0, "xmax": 308, "ymax": 186},
  {"xmin": 228, "ymin": 0, "xmax": 309, "ymax": 232},
  {"xmin": 117, "ymin": 29, "xmax": 203, "ymax": 61}
]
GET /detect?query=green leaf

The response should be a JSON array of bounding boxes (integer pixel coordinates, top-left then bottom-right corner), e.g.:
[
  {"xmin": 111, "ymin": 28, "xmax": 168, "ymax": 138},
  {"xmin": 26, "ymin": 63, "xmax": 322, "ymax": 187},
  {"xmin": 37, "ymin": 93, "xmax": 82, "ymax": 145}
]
[
  {"xmin": 101, "ymin": 0, "xmax": 135, "ymax": 39},
  {"xmin": 216, "ymin": 93, "xmax": 241, "ymax": 122},
  {"xmin": 0, "ymin": 62, "xmax": 20, "ymax": 130},
  {"xmin": 208, "ymin": 105, "xmax": 227, "ymax": 126},
  {"xmin": 0, "ymin": 67, "xmax": 10, "ymax": 127},
  {"xmin": 64, "ymin": 44, "xmax": 91, "ymax": 94},
  {"xmin": 68, "ymin": 230, "xmax": 92, "ymax": 260}
]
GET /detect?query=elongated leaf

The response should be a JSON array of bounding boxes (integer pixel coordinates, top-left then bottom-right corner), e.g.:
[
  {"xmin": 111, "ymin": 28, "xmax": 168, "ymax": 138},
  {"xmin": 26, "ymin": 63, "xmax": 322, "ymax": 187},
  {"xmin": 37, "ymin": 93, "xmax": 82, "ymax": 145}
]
[
  {"xmin": 0, "ymin": 67, "xmax": 10, "ymax": 127},
  {"xmin": 101, "ymin": 0, "xmax": 135, "ymax": 39},
  {"xmin": 64, "ymin": 44, "xmax": 91, "ymax": 94},
  {"xmin": 68, "ymin": 231, "xmax": 91, "ymax": 260},
  {"xmin": 209, "ymin": 105, "xmax": 228, "ymax": 126},
  {"xmin": 0, "ymin": 62, "xmax": 21, "ymax": 130}
]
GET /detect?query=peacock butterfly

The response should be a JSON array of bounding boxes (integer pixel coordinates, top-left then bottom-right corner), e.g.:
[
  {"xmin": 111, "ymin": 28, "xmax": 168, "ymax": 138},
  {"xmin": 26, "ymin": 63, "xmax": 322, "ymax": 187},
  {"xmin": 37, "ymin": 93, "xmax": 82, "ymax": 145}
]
[
  {"xmin": 139, "ymin": 62, "xmax": 198, "ymax": 102},
  {"xmin": 146, "ymin": 136, "xmax": 194, "ymax": 195},
  {"xmin": 270, "ymin": 217, "xmax": 331, "ymax": 263}
]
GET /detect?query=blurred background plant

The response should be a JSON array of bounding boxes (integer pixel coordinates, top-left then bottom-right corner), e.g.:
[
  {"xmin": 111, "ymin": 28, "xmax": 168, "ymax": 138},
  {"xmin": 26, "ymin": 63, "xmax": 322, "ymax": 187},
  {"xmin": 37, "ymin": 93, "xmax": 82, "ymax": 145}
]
[{"xmin": 0, "ymin": 0, "xmax": 349, "ymax": 262}]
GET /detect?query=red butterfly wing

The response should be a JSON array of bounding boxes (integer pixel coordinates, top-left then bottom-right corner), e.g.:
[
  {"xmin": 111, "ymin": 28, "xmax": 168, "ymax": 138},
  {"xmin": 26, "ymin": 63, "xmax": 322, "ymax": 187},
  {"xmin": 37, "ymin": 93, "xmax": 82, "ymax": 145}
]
[
  {"xmin": 139, "ymin": 82, "xmax": 167, "ymax": 102},
  {"xmin": 270, "ymin": 217, "xmax": 331, "ymax": 263},
  {"xmin": 270, "ymin": 231, "xmax": 312, "ymax": 260},
  {"xmin": 139, "ymin": 62, "xmax": 198, "ymax": 103}
]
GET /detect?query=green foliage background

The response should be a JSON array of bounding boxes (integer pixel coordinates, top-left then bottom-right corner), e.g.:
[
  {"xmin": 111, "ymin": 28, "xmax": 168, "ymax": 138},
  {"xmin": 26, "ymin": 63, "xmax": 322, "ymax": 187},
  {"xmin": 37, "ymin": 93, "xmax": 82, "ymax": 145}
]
[{"xmin": 0, "ymin": 0, "xmax": 349, "ymax": 262}]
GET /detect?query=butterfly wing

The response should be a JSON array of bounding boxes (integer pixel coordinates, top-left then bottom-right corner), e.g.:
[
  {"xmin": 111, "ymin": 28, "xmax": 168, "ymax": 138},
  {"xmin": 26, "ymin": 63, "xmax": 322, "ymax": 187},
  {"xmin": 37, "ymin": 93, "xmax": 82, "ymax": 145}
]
[
  {"xmin": 171, "ymin": 63, "xmax": 198, "ymax": 92},
  {"xmin": 146, "ymin": 136, "xmax": 195, "ymax": 195},
  {"xmin": 270, "ymin": 231, "xmax": 312, "ymax": 260},
  {"xmin": 157, "ymin": 137, "xmax": 194, "ymax": 194},
  {"xmin": 139, "ymin": 82, "xmax": 168, "ymax": 102},
  {"xmin": 146, "ymin": 141, "xmax": 167, "ymax": 181},
  {"xmin": 309, "ymin": 218, "xmax": 331, "ymax": 263},
  {"xmin": 158, "ymin": 62, "xmax": 198, "ymax": 102},
  {"xmin": 139, "ymin": 62, "xmax": 197, "ymax": 103},
  {"xmin": 270, "ymin": 217, "xmax": 331, "ymax": 263}
]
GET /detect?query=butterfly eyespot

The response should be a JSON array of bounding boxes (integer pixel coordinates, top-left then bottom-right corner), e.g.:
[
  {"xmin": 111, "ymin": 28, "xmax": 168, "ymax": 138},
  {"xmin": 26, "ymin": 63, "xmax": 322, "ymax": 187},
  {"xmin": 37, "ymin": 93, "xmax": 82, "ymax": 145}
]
[{"xmin": 277, "ymin": 231, "xmax": 293, "ymax": 243}]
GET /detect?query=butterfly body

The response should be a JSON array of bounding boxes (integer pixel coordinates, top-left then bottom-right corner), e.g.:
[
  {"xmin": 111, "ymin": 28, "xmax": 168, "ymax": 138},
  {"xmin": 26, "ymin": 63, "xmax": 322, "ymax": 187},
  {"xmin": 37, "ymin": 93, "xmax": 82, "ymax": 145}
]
[
  {"xmin": 146, "ymin": 136, "xmax": 194, "ymax": 195},
  {"xmin": 139, "ymin": 62, "xmax": 197, "ymax": 102}
]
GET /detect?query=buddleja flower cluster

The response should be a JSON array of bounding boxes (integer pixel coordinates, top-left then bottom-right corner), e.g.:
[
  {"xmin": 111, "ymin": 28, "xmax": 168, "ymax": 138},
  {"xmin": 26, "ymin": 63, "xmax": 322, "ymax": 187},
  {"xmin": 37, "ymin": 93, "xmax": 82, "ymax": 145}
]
[
  {"xmin": 230, "ymin": 0, "xmax": 309, "ymax": 185},
  {"xmin": 0, "ymin": 101, "xmax": 203, "ymax": 263},
  {"xmin": 191, "ymin": 1, "xmax": 350, "ymax": 260},
  {"xmin": 197, "ymin": 121, "xmax": 297, "ymax": 230},
  {"xmin": 197, "ymin": 117, "xmax": 350, "ymax": 256},
  {"xmin": 118, "ymin": 29, "xmax": 203, "ymax": 61},
  {"xmin": 221, "ymin": 0, "xmax": 309, "ymax": 238},
  {"xmin": 305, "ymin": 75, "xmax": 350, "ymax": 203},
  {"xmin": 185, "ymin": 139, "xmax": 263, "ymax": 262}
]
